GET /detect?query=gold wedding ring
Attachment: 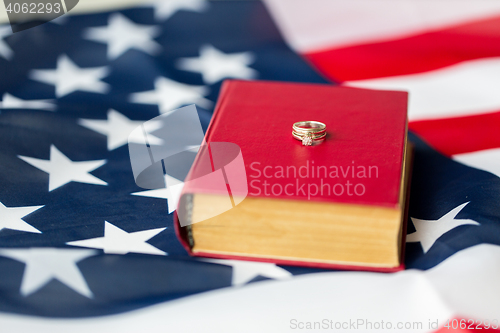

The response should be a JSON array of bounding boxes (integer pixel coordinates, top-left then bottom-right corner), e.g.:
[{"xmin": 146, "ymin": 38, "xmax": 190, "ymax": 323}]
[{"xmin": 292, "ymin": 121, "xmax": 327, "ymax": 146}]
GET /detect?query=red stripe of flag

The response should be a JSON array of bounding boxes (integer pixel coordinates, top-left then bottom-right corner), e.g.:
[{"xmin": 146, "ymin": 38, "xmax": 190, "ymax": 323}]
[
  {"xmin": 409, "ymin": 111, "xmax": 500, "ymax": 156},
  {"xmin": 305, "ymin": 15, "xmax": 500, "ymax": 81}
]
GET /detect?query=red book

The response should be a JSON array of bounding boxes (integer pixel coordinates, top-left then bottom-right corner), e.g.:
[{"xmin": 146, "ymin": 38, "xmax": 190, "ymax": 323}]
[{"xmin": 175, "ymin": 80, "xmax": 411, "ymax": 272}]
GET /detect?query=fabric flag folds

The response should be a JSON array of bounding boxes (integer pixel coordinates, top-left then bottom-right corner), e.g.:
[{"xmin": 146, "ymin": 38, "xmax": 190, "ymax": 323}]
[{"xmin": 0, "ymin": 0, "xmax": 499, "ymax": 332}]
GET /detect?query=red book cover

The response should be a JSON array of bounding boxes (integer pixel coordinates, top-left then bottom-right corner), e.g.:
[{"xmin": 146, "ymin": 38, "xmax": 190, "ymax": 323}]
[{"xmin": 175, "ymin": 80, "xmax": 409, "ymax": 272}]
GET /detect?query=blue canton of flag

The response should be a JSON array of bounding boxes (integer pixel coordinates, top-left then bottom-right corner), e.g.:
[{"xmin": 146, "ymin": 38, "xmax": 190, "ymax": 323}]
[{"xmin": 0, "ymin": 0, "xmax": 328, "ymax": 318}]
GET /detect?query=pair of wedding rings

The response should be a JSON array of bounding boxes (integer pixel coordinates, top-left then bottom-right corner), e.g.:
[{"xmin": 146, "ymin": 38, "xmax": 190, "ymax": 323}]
[{"xmin": 292, "ymin": 121, "xmax": 327, "ymax": 146}]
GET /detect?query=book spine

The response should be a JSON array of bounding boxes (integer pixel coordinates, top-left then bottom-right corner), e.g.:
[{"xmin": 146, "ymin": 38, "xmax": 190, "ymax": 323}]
[
  {"xmin": 185, "ymin": 194, "xmax": 195, "ymax": 248},
  {"xmin": 177, "ymin": 80, "xmax": 237, "ymax": 250},
  {"xmin": 177, "ymin": 192, "xmax": 195, "ymax": 247}
]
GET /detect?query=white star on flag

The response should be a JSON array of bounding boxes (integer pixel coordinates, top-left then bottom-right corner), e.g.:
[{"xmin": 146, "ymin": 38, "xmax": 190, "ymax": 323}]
[
  {"xmin": 0, "ymin": 93, "xmax": 56, "ymax": 111},
  {"xmin": 79, "ymin": 109, "xmax": 163, "ymax": 151},
  {"xmin": 146, "ymin": 0, "xmax": 208, "ymax": 21},
  {"xmin": 50, "ymin": 15, "xmax": 69, "ymax": 25},
  {"xmin": 201, "ymin": 258, "xmax": 292, "ymax": 286},
  {"xmin": 0, "ymin": 25, "xmax": 13, "ymax": 60},
  {"xmin": 83, "ymin": 13, "xmax": 161, "ymax": 60},
  {"xmin": 129, "ymin": 76, "xmax": 210, "ymax": 114},
  {"xmin": 67, "ymin": 221, "xmax": 167, "ymax": 255},
  {"xmin": 177, "ymin": 44, "xmax": 257, "ymax": 84},
  {"xmin": 30, "ymin": 55, "xmax": 110, "ymax": 98},
  {"xmin": 407, "ymin": 202, "xmax": 480, "ymax": 253},
  {"xmin": 132, "ymin": 174, "xmax": 184, "ymax": 214},
  {"xmin": 185, "ymin": 144, "xmax": 201, "ymax": 152},
  {"xmin": 18, "ymin": 145, "xmax": 107, "ymax": 192},
  {"xmin": 0, "ymin": 202, "xmax": 43, "ymax": 234},
  {"xmin": 0, "ymin": 248, "xmax": 97, "ymax": 297}
]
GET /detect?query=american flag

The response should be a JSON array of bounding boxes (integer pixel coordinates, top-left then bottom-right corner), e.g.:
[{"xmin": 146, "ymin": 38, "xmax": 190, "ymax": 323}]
[{"xmin": 0, "ymin": 0, "xmax": 499, "ymax": 332}]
